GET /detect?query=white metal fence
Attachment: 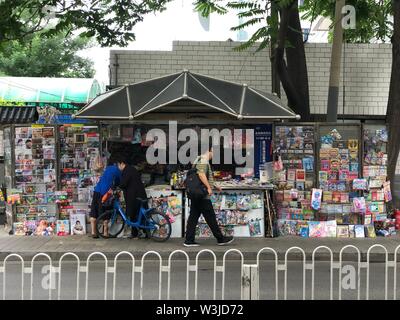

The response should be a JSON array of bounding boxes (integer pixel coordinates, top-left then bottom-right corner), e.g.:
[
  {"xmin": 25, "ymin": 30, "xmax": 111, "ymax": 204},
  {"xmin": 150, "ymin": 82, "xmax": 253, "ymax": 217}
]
[{"xmin": 1, "ymin": 245, "xmax": 399, "ymax": 300}]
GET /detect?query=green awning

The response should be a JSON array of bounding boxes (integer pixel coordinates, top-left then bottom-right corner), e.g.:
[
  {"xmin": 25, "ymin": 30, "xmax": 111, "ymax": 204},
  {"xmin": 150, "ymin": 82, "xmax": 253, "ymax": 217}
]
[{"xmin": 0, "ymin": 77, "xmax": 103, "ymax": 104}]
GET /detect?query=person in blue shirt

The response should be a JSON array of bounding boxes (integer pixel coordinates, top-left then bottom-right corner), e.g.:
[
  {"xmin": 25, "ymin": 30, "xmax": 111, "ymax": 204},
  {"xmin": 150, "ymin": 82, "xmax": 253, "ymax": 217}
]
[{"xmin": 90, "ymin": 158, "xmax": 121, "ymax": 238}]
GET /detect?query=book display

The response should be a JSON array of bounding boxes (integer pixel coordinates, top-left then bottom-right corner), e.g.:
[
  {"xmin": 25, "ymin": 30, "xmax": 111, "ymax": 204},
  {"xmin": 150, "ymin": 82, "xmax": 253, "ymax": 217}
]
[
  {"xmin": 3, "ymin": 127, "xmax": 13, "ymax": 226},
  {"xmin": 185, "ymin": 190, "xmax": 265, "ymax": 237},
  {"xmin": 317, "ymin": 126, "xmax": 363, "ymax": 229},
  {"xmin": 146, "ymin": 187, "xmax": 183, "ymax": 238},
  {"xmin": 274, "ymin": 125, "xmax": 315, "ymax": 227},
  {"xmin": 13, "ymin": 126, "xmax": 58, "ymax": 232},
  {"xmin": 59, "ymin": 125, "xmax": 100, "ymax": 209},
  {"xmin": 363, "ymin": 125, "xmax": 393, "ymax": 235}
]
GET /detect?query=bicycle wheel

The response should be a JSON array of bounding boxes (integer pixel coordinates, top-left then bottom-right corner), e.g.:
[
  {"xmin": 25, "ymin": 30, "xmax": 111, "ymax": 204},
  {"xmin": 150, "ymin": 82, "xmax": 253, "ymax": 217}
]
[
  {"xmin": 96, "ymin": 210, "xmax": 125, "ymax": 238},
  {"xmin": 145, "ymin": 209, "xmax": 172, "ymax": 242}
]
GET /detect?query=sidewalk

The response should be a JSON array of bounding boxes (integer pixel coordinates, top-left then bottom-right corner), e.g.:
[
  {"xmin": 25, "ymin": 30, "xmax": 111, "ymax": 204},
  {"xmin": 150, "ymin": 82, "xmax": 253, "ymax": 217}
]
[{"xmin": 0, "ymin": 227, "xmax": 399, "ymax": 261}]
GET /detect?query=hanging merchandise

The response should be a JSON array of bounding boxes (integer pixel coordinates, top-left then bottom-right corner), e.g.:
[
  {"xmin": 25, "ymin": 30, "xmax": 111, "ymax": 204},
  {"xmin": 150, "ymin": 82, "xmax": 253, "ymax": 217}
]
[
  {"xmin": 59, "ymin": 125, "xmax": 100, "ymax": 218},
  {"xmin": 363, "ymin": 126, "xmax": 391, "ymax": 234},
  {"xmin": 383, "ymin": 181, "xmax": 392, "ymax": 202},
  {"xmin": 311, "ymin": 189, "xmax": 322, "ymax": 210},
  {"xmin": 352, "ymin": 197, "xmax": 366, "ymax": 213},
  {"xmin": 274, "ymin": 125, "xmax": 315, "ymax": 232},
  {"xmin": 146, "ymin": 189, "xmax": 183, "ymax": 238},
  {"xmin": 248, "ymin": 219, "xmax": 262, "ymax": 237},
  {"xmin": 13, "ymin": 126, "xmax": 58, "ymax": 229},
  {"xmin": 353, "ymin": 179, "xmax": 368, "ymax": 191}
]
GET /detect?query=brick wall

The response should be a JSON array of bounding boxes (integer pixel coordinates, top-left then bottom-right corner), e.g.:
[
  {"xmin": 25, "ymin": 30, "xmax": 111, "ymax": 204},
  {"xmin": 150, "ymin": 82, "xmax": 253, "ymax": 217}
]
[
  {"xmin": 110, "ymin": 41, "xmax": 399, "ymax": 172},
  {"xmin": 110, "ymin": 41, "xmax": 392, "ymax": 116}
]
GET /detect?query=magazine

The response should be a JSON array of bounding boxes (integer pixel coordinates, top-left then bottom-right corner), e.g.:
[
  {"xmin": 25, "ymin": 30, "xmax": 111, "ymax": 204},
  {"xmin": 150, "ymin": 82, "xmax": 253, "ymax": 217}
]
[
  {"xmin": 56, "ymin": 220, "xmax": 70, "ymax": 236},
  {"xmin": 337, "ymin": 226, "xmax": 349, "ymax": 238},
  {"xmin": 70, "ymin": 214, "xmax": 86, "ymax": 235},
  {"xmin": 355, "ymin": 225, "xmax": 365, "ymax": 238},
  {"xmin": 13, "ymin": 222, "xmax": 25, "ymax": 236},
  {"xmin": 248, "ymin": 219, "xmax": 262, "ymax": 237},
  {"xmin": 24, "ymin": 220, "xmax": 37, "ymax": 236},
  {"xmin": 308, "ymin": 221, "xmax": 327, "ymax": 238}
]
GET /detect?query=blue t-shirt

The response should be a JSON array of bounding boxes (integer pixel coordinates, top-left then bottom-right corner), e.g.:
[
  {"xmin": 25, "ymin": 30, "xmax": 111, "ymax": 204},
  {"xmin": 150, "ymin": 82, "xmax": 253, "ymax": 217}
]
[{"xmin": 94, "ymin": 165, "xmax": 121, "ymax": 196}]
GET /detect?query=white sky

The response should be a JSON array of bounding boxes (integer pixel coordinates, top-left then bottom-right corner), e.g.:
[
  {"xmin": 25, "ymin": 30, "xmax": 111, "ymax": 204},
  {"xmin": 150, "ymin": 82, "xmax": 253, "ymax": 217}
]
[
  {"xmin": 79, "ymin": 0, "xmax": 327, "ymax": 87},
  {"xmin": 79, "ymin": 0, "xmax": 256, "ymax": 86}
]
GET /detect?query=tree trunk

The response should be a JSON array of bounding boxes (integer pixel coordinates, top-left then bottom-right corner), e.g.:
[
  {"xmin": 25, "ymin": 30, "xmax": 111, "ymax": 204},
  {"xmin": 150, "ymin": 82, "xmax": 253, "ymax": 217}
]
[
  {"xmin": 274, "ymin": 1, "xmax": 305, "ymax": 119},
  {"xmin": 270, "ymin": 0, "xmax": 281, "ymax": 98},
  {"xmin": 387, "ymin": 0, "xmax": 400, "ymax": 204},
  {"xmin": 286, "ymin": 0, "xmax": 311, "ymax": 121},
  {"xmin": 327, "ymin": 0, "xmax": 345, "ymax": 122}
]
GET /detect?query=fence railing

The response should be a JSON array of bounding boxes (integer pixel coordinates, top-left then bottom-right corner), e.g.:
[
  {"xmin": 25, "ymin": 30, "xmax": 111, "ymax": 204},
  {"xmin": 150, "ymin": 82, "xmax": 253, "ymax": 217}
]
[{"xmin": 1, "ymin": 244, "xmax": 399, "ymax": 300}]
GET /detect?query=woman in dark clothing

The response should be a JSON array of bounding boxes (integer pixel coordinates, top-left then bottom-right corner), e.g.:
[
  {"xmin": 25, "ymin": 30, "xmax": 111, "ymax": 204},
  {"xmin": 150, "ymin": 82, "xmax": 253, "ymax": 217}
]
[{"xmin": 116, "ymin": 156, "xmax": 147, "ymax": 238}]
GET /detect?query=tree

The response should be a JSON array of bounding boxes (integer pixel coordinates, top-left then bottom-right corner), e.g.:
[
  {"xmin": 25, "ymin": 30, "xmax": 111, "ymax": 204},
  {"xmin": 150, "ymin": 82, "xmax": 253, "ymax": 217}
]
[
  {"xmin": 195, "ymin": 0, "xmax": 311, "ymax": 120},
  {"xmin": 0, "ymin": 32, "xmax": 95, "ymax": 78},
  {"xmin": 387, "ymin": 0, "xmax": 400, "ymax": 197},
  {"xmin": 303, "ymin": 0, "xmax": 398, "ymax": 196},
  {"xmin": 0, "ymin": 0, "xmax": 171, "ymax": 47},
  {"xmin": 326, "ymin": 0, "xmax": 345, "ymax": 122}
]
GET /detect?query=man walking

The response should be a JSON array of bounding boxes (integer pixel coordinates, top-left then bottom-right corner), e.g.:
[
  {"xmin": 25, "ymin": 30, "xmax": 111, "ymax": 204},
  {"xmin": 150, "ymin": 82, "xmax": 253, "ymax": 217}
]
[
  {"xmin": 184, "ymin": 148, "xmax": 234, "ymax": 247},
  {"xmin": 116, "ymin": 156, "xmax": 148, "ymax": 238}
]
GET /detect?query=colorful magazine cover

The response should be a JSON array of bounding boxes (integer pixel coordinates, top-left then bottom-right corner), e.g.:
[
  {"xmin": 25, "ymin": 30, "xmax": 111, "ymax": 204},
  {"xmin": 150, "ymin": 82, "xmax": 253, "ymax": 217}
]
[
  {"xmin": 249, "ymin": 194, "xmax": 263, "ymax": 209},
  {"xmin": 24, "ymin": 220, "xmax": 37, "ymax": 236},
  {"xmin": 352, "ymin": 197, "xmax": 366, "ymax": 212},
  {"xmin": 167, "ymin": 195, "xmax": 182, "ymax": 216},
  {"xmin": 348, "ymin": 225, "xmax": 355, "ymax": 238},
  {"xmin": 308, "ymin": 221, "xmax": 327, "ymax": 238},
  {"xmin": 302, "ymin": 157, "xmax": 314, "ymax": 172},
  {"xmin": 355, "ymin": 225, "xmax": 365, "ymax": 238},
  {"xmin": 223, "ymin": 226, "xmax": 235, "ymax": 237},
  {"xmin": 337, "ymin": 226, "xmax": 349, "ymax": 238},
  {"xmin": 296, "ymin": 169, "xmax": 305, "ymax": 181},
  {"xmin": 70, "ymin": 213, "xmax": 86, "ymax": 235},
  {"xmin": 56, "ymin": 220, "xmax": 70, "ymax": 236},
  {"xmin": 248, "ymin": 219, "xmax": 261, "ymax": 237},
  {"xmin": 383, "ymin": 181, "xmax": 392, "ymax": 202},
  {"xmin": 216, "ymin": 211, "xmax": 227, "ymax": 226},
  {"xmin": 326, "ymin": 220, "xmax": 337, "ymax": 237},
  {"xmin": 366, "ymin": 225, "xmax": 376, "ymax": 238},
  {"xmin": 319, "ymin": 171, "xmax": 328, "ymax": 182},
  {"xmin": 353, "ymin": 179, "xmax": 368, "ymax": 191},
  {"xmin": 311, "ymin": 189, "xmax": 322, "ymax": 210},
  {"xmin": 13, "ymin": 222, "xmax": 25, "ymax": 236},
  {"xmin": 210, "ymin": 193, "xmax": 222, "ymax": 210},
  {"xmin": 220, "ymin": 194, "xmax": 237, "ymax": 210},
  {"xmin": 236, "ymin": 195, "xmax": 251, "ymax": 211},
  {"xmin": 287, "ymin": 169, "xmax": 296, "ymax": 181},
  {"xmin": 225, "ymin": 210, "xmax": 238, "ymax": 225}
]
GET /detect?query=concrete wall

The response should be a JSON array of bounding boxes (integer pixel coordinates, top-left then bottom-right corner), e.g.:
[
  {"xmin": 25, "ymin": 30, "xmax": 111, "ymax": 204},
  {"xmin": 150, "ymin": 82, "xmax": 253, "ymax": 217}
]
[{"xmin": 110, "ymin": 41, "xmax": 392, "ymax": 116}]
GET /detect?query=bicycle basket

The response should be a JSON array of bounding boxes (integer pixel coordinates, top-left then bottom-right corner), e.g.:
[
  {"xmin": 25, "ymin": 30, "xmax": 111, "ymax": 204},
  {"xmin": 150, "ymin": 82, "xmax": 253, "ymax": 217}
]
[{"xmin": 101, "ymin": 190, "xmax": 115, "ymax": 209}]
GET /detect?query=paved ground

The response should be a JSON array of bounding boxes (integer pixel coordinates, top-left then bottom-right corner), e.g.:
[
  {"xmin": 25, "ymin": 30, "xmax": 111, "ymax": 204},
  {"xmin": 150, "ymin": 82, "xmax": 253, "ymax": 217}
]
[{"xmin": 0, "ymin": 226, "xmax": 400, "ymax": 261}]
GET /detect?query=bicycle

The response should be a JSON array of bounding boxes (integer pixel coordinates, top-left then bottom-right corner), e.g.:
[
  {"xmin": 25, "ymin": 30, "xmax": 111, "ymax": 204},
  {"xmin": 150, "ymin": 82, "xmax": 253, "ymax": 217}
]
[{"xmin": 96, "ymin": 190, "xmax": 172, "ymax": 242}]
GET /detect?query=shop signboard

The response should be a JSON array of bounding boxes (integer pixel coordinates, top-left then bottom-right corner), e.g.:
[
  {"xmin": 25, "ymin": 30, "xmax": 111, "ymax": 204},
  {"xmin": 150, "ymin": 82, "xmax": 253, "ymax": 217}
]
[{"xmin": 254, "ymin": 124, "xmax": 272, "ymax": 178}]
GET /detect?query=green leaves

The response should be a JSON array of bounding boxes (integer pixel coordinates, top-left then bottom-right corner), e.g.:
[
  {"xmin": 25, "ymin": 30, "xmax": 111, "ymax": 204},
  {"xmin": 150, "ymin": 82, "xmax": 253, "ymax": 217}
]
[
  {"xmin": 193, "ymin": 0, "xmax": 228, "ymax": 17},
  {"xmin": 301, "ymin": 0, "xmax": 393, "ymax": 43},
  {"xmin": 0, "ymin": 0, "xmax": 172, "ymax": 47},
  {"xmin": 0, "ymin": 31, "xmax": 95, "ymax": 78}
]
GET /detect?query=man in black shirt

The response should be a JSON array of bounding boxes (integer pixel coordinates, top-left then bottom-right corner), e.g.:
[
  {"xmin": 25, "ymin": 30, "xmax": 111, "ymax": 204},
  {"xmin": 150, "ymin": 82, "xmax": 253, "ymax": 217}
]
[{"xmin": 116, "ymin": 156, "xmax": 148, "ymax": 238}]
